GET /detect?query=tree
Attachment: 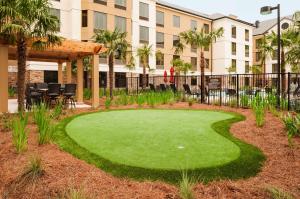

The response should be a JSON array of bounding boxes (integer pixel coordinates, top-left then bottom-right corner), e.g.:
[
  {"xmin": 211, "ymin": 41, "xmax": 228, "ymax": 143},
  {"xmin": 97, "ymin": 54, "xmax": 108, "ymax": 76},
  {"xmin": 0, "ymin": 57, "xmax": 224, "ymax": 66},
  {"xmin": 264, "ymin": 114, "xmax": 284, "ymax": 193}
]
[
  {"xmin": 0, "ymin": 0, "xmax": 61, "ymax": 112},
  {"xmin": 94, "ymin": 29, "xmax": 130, "ymax": 99},
  {"xmin": 137, "ymin": 44, "xmax": 152, "ymax": 89},
  {"xmin": 176, "ymin": 27, "xmax": 224, "ymax": 102},
  {"xmin": 258, "ymin": 36, "xmax": 274, "ymax": 73},
  {"xmin": 171, "ymin": 58, "xmax": 192, "ymax": 85}
]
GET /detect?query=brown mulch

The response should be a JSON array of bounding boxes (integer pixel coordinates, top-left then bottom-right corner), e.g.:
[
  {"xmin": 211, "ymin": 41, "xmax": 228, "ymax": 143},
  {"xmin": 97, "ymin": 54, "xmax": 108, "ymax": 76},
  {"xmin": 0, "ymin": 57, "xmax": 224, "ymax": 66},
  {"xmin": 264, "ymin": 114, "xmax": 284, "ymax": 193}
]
[{"xmin": 0, "ymin": 103, "xmax": 300, "ymax": 199}]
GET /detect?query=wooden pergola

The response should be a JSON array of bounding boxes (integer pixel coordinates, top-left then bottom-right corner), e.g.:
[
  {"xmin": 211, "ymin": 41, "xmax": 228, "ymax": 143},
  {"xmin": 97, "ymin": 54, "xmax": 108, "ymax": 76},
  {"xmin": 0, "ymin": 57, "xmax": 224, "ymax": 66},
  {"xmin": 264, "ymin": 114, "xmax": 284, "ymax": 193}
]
[{"xmin": 0, "ymin": 40, "xmax": 106, "ymax": 113}]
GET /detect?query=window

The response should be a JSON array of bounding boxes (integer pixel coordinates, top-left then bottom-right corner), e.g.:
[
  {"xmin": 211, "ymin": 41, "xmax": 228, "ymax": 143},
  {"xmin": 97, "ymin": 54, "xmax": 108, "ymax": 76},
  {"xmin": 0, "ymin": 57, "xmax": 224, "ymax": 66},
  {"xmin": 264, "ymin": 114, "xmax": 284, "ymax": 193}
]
[
  {"xmin": 82, "ymin": 10, "xmax": 88, "ymax": 27},
  {"xmin": 139, "ymin": 26, "xmax": 149, "ymax": 44},
  {"xmin": 99, "ymin": 72, "xmax": 107, "ymax": 87},
  {"xmin": 245, "ymin": 29, "xmax": 249, "ymax": 41},
  {"xmin": 205, "ymin": 59, "xmax": 210, "ymax": 69},
  {"xmin": 115, "ymin": 16, "xmax": 126, "ymax": 32},
  {"xmin": 156, "ymin": 32, "xmax": 164, "ymax": 48},
  {"xmin": 256, "ymin": 52, "xmax": 262, "ymax": 62},
  {"xmin": 115, "ymin": 0, "xmax": 126, "ymax": 10},
  {"xmin": 272, "ymin": 64, "xmax": 279, "ymax": 73},
  {"xmin": 256, "ymin": 38, "xmax": 262, "ymax": 49},
  {"xmin": 272, "ymin": 50, "xmax": 278, "ymax": 60},
  {"xmin": 191, "ymin": 44, "xmax": 197, "ymax": 53},
  {"xmin": 139, "ymin": 2, "xmax": 149, "ymax": 21},
  {"xmin": 156, "ymin": 53, "xmax": 164, "ymax": 69},
  {"xmin": 245, "ymin": 45, "xmax": 249, "ymax": 57},
  {"xmin": 156, "ymin": 11, "xmax": 164, "ymax": 27},
  {"xmin": 173, "ymin": 15, "xmax": 180, "ymax": 28},
  {"xmin": 191, "ymin": 20, "xmax": 197, "ymax": 30},
  {"xmin": 245, "ymin": 61, "xmax": 250, "ymax": 73},
  {"xmin": 204, "ymin": 24, "xmax": 209, "ymax": 34},
  {"xmin": 191, "ymin": 76, "xmax": 197, "ymax": 86},
  {"xmin": 94, "ymin": 12, "xmax": 107, "ymax": 30},
  {"xmin": 115, "ymin": 72, "xmax": 127, "ymax": 88},
  {"xmin": 231, "ymin": 59, "xmax": 237, "ymax": 72},
  {"xmin": 50, "ymin": 8, "xmax": 60, "ymax": 31},
  {"xmin": 173, "ymin": 55, "xmax": 180, "ymax": 60},
  {"xmin": 173, "ymin": 35, "xmax": 180, "ymax": 47},
  {"xmin": 94, "ymin": 0, "xmax": 107, "ymax": 5},
  {"xmin": 44, "ymin": 71, "xmax": 58, "ymax": 83},
  {"xmin": 232, "ymin": 42, "xmax": 236, "ymax": 55},
  {"xmin": 191, "ymin": 57, "xmax": 197, "ymax": 71},
  {"xmin": 232, "ymin": 26, "xmax": 236, "ymax": 38}
]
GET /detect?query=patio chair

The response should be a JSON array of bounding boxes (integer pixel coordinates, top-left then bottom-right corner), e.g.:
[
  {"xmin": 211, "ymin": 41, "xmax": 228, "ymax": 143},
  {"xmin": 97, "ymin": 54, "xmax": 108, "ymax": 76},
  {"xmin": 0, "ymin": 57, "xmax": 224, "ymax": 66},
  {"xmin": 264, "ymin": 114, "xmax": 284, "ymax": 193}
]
[
  {"xmin": 149, "ymin": 84, "xmax": 156, "ymax": 92},
  {"xmin": 170, "ymin": 84, "xmax": 177, "ymax": 93},
  {"xmin": 47, "ymin": 83, "xmax": 61, "ymax": 106},
  {"xmin": 25, "ymin": 83, "xmax": 42, "ymax": 110},
  {"xmin": 183, "ymin": 84, "xmax": 199, "ymax": 98},
  {"xmin": 35, "ymin": 82, "xmax": 48, "ymax": 90},
  {"xmin": 160, "ymin": 84, "xmax": 167, "ymax": 92},
  {"xmin": 226, "ymin": 89, "xmax": 236, "ymax": 96},
  {"xmin": 63, "ymin": 84, "xmax": 77, "ymax": 108}
]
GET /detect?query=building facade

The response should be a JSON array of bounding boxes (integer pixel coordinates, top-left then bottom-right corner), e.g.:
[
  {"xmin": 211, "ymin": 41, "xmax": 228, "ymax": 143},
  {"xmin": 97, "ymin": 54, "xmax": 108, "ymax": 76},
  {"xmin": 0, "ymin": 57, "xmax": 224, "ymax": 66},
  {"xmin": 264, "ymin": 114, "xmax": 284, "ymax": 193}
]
[{"xmin": 8, "ymin": 0, "xmax": 266, "ymax": 88}]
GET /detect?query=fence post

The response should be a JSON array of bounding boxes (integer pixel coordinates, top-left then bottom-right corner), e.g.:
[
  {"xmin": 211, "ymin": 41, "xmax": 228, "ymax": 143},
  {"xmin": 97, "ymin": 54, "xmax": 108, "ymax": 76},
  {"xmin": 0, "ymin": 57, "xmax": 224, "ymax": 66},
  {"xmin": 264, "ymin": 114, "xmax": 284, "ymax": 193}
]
[
  {"xmin": 236, "ymin": 74, "xmax": 239, "ymax": 108},
  {"xmin": 288, "ymin": 72, "xmax": 291, "ymax": 111},
  {"xmin": 136, "ymin": 77, "xmax": 139, "ymax": 94}
]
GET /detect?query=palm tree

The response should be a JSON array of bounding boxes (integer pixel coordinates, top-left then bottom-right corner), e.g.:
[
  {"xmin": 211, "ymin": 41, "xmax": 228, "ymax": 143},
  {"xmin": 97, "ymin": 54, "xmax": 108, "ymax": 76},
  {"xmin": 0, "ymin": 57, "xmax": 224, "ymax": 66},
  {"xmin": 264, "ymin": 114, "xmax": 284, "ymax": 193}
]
[
  {"xmin": 137, "ymin": 44, "xmax": 152, "ymax": 89},
  {"xmin": 94, "ymin": 29, "xmax": 130, "ymax": 99},
  {"xmin": 259, "ymin": 36, "xmax": 274, "ymax": 73},
  {"xmin": 176, "ymin": 28, "xmax": 224, "ymax": 102},
  {"xmin": 0, "ymin": 0, "xmax": 61, "ymax": 112}
]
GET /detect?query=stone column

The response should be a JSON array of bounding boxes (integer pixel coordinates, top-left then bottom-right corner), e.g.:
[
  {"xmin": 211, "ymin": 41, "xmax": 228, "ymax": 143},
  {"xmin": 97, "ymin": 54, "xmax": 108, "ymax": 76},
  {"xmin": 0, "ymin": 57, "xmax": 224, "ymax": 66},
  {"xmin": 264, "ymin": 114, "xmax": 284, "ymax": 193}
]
[
  {"xmin": 66, "ymin": 61, "xmax": 72, "ymax": 83},
  {"xmin": 58, "ymin": 62, "xmax": 63, "ymax": 84},
  {"xmin": 0, "ymin": 46, "xmax": 8, "ymax": 113},
  {"xmin": 76, "ymin": 58, "xmax": 84, "ymax": 104},
  {"xmin": 91, "ymin": 55, "xmax": 99, "ymax": 108}
]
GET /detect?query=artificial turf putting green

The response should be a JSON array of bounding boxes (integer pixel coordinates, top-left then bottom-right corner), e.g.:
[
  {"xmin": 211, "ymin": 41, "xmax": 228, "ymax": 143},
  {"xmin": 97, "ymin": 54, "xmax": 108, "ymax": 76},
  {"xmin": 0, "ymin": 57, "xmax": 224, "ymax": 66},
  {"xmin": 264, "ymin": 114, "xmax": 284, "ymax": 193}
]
[
  {"xmin": 66, "ymin": 110, "xmax": 240, "ymax": 170},
  {"xmin": 55, "ymin": 109, "xmax": 265, "ymax": 183}
]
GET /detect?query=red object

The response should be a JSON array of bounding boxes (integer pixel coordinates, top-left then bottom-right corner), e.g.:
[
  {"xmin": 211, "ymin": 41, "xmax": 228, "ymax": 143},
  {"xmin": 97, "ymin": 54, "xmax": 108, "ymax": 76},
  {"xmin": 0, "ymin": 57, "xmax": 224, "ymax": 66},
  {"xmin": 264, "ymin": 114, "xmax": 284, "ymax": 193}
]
[
  {"xmin": 164, "ymin": 70, "xmax": 168, "ymax": 83},
  {"xmin": 170, "ymin": 67, "xmax": 174, "ymax": 83}
]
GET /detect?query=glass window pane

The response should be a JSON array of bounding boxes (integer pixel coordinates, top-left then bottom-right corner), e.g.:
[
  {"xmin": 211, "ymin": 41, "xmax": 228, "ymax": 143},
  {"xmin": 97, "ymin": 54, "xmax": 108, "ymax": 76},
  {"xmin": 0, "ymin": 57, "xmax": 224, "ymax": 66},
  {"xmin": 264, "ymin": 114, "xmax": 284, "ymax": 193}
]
[
  {"xmin": 139, "ymin": 2, "xmax": 149, "ymax": 20},
  {"xmin": 173, "ymin": 15, "xmax": 180, "ymax": 27},
  {"xmin": 115, "ymin": 0, "xmax": 126, "ymax": 6},
  {"xmin": 156, "ymin": 32, "xmax": 164, "ymax": 48},
  {"xmin": 191, "ymin": 20, "xmax": 197, "ymax": 30},
  {"xmin": 156, "ymin": 11, "xmax": 164, "ymax": 26},
  {"xmin": 94, "ymin": 11, "xmax": 107, "ymax": 30},
  {"xmin": 115, "ymin": 16, "xmax": 126, "ymax": 32},
  {"xmin": 140, "ymin": 26, "xmax": 149, "ymax": 44}
]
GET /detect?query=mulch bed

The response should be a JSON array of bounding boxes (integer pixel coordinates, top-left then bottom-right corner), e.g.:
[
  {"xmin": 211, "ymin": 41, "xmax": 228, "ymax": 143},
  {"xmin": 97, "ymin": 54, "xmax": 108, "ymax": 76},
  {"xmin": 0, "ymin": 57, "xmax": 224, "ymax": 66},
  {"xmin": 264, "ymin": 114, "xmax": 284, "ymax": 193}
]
[{"xmin": 0, "ymin": 102, "xmax": 300, "ymax": 199}]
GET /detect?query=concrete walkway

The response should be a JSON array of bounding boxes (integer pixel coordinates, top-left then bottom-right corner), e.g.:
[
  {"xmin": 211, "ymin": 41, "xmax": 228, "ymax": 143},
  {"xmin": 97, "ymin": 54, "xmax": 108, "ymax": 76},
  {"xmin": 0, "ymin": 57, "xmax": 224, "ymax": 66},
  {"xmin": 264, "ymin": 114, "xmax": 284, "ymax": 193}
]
[{"xmin": 8, "ymin": 99, "xmax": 91, "ymax": 113}]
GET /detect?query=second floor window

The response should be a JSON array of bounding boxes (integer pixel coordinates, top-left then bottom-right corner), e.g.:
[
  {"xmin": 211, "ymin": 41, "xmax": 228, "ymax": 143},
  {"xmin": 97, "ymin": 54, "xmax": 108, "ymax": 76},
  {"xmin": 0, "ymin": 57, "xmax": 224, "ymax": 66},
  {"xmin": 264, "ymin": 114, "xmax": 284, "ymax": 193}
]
[
  {"xmin": 272, "ymin": 50, "xmax": 278, "ymax": 60},
  {"xmin": 191, "ymin": 44, "xmax": 197, "ymax": 53},
  {"xmin": 191, "ymin": 57, "xmax": 197, "ymax": 71},
  {"xmin": 205, "ymin": 59, "xmax": 210, "ymax": 69},
  {"xmin": 156, "ymin": 32, "xmax": 164, "ymax": 48},
  {"xmin": 156, "ymin": 11, "xmax": 164, "ymax": 27},
  {"xmin": 115, "ymin": 16, "xmax": 126, "ymax": 32},
  {"xmin": 173, "ymin": 15, "xmax": 180, "ymax": 28},
  {"xmin": 245, "ymin": 45, "xmax": 249, "ymax": 57},
  {"xmin": 191, "ymin": 20, "xmax": 197, "ymax": 30},
  {"xmin": 115, "ymin": 0, "xmax": 126, "ymax": 10},
  {"xmin": 232, "ymin": 42, "xmax": 236, "ymax": 55},
  {"xmin": 156, "ymin": 53, "xmax": 164, "ymax": 69},
  {"xmin": 231, "ymin": 59, "xmax": 237, "ymax": 71},
  {"xmin": 256, "ymin": 52, "xmax": 262, "ymax": 62},
  {"xmin": 245, "ymin": 61, "xmax": 250, "ymax": 73},
  {"xmin": 50, "ymin": 8, "xmax": 60, "ymax": 31},
  {"xmin": 232, "ymin": 26, "xmax": 236, "ymax": 38},
  {"xmin": 204, "ymin": 24, "xmax": 209, "ymax": 34},
  {"xmin": 82, "ymin": 10, "xmax": 88, "ymax": 27},
  {"xmin": 256, "ymin": 38, "xmax": 262, "ymax": 49},
  {"xmin": 139, "ymin": 2, "xmax": 149, "ymax": 21},
  {"xmin": 140, "ymin": 26, "xmax": 149, "ymax": 44},
  {"xmin": 173, "ymin": 35, "xmax": 180, "ymax": 47},
  {"xmin": 94, "ymin": 11, "xmax": 107, "ymax": 30}
]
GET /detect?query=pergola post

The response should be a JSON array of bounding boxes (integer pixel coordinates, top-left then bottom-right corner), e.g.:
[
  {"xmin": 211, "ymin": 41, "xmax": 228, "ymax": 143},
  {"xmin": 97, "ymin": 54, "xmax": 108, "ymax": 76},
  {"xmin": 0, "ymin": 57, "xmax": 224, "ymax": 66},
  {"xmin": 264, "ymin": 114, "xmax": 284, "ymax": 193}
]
[
  {"xmin": 66, "ymin": 61, "xmax": 72, "ymax": 83},
  {"xmin": 0, "ymin": 46, "xmax": 8, "ymax": 113},
  {"xmin": 77, "ymin": 58, "xmax": 84, "ymax": 104},
  {"xmin": 91, "ymin": 54, "xmax": 99, "ymax": 108},
  {"xmin": 58, "ymin": 62, "xmax": 63, "ymax": 84}
]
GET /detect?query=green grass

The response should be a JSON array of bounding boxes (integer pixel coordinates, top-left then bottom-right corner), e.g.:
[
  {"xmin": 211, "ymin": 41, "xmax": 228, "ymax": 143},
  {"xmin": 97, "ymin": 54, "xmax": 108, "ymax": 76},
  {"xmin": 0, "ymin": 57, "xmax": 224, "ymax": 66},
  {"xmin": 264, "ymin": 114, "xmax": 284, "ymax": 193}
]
[{"xmin": 54, "ymin": 109, "xmax": 265, "ymax": 184}]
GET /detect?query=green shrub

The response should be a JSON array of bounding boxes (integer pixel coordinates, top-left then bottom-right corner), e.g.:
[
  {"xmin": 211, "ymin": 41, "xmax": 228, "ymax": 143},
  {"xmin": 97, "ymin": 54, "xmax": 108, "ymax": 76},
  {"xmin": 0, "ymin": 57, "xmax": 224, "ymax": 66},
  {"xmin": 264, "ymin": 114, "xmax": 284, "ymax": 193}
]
[
  {"xmin": 25, "ymin": 155, "xmax": 43, "ymax": 180},
  {"xmin": 188, "ymin": 98, "xmax": 195, "ymax": 107},
  {"xmin": 105, "ymin": 98, "xmax": 112, "ymax": 109},
  {"xmin": 33, "ymin": 104, "xmax": 55, "ymax": 145},
  {"xmin": 179, "ymin": 172, "xmax": 195, "ymax": 199},
  {"xmin": 229, "ymin": 99, "xmax": 238, "ymax": 107},
  {"xmin": 51, "ymin": 101, "xmax": 64, "ymax": 120},
  {"xmin": 83, "ymin": 88, "xmax": 92, "ymax": 100},
  {"xmin": 240, "ymin": 95, "xmax": 249, "ymax": 107},
  {"xmin": 8, "ymin": 87, "xmax": 15, "ymax": 98},
  {"xmin": 12, "ymin": 113, "xmax": 29, "ymax": 153},
  {"xmin": 283, "ymin": 113, "xmax": 299, "ymax": 147},
  {"xmin": 251, "ymin": 95, "xmax": 266, "ymax": 127}
]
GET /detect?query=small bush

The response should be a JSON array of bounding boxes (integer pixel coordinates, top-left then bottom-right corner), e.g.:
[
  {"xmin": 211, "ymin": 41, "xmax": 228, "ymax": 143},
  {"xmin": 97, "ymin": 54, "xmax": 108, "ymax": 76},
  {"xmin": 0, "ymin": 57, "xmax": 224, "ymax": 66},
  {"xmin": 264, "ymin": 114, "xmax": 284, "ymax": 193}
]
[
  {"xmin": 51, "ymin": 101, "xmax": 64, "ymax": 120},
  {"xmin": 61, "ymin": 187, "xmax": 91, "ymax": 199},
  {"xmin": 240, "ymin": 95, "xmax": 249, "ymax": 107},
  {"xmin": 25, "ymin": 155, "xmax": 43, "ymax": 180},
  {"xmin": 8, "ymin": 87, "xmax": 15, "ymax": 98},
  {"xmin": 83, "ymin": 88, "xmax": 92, "ymax": 100},
  {"xmin": 105, "ymin": 98, "xmax": 112, "ymax": 109},
  {"xmin": 265, "ymin": 187, "xmax": 294, "ymax": 199},
  {"xmin": 282, "ymin": 113, "xmax": 299, "ymax": 147},
  {"xmin": 251, "ymin": 95, "xmax": 265, "ymax": 127},
  {"xmin": 188, "ymin": 98, "xmax": 195, "ymax": 107},
  {"xmin": 179, "ymin": 172, "xmax": 195, "ymax": 199},
  {"xmin": 12, "ymin": 113, "xmax": 29, "ymax": 153}
]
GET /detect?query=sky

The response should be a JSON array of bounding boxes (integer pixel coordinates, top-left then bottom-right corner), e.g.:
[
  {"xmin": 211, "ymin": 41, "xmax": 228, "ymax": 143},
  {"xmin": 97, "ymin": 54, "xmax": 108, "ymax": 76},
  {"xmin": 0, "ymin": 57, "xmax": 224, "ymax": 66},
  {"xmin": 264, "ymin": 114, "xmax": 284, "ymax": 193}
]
[{"xmin": 164, "ymin": 0, "xmax": 300, "ymax": 23}]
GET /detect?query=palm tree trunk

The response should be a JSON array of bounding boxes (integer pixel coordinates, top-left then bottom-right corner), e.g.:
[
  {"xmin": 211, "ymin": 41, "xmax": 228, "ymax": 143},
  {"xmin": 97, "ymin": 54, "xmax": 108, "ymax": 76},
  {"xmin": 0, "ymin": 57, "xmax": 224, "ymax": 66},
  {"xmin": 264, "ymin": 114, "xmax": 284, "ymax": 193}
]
[
  {"xmin": 142, "ymin": 62, "xmax": 146, "ymax": 90},
  {"xmin": 109, "ymin": 53, "xmax": 114, "ymax": 99},
  {"xmin": 200, "ymin": 50, "xmax": 205, "ymax": 103},
  {"xmin": 17, "ymin": 37, "xmax": 27, "ymax": 112}
]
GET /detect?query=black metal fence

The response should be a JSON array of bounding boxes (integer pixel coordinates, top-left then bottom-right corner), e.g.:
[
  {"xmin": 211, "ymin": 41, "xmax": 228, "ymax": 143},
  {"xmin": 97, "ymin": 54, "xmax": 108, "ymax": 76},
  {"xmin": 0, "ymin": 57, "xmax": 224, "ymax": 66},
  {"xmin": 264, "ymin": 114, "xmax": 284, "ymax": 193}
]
[{"xmin": 102, "ymin": 73, "xmax": 300, "ymax": 111}]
